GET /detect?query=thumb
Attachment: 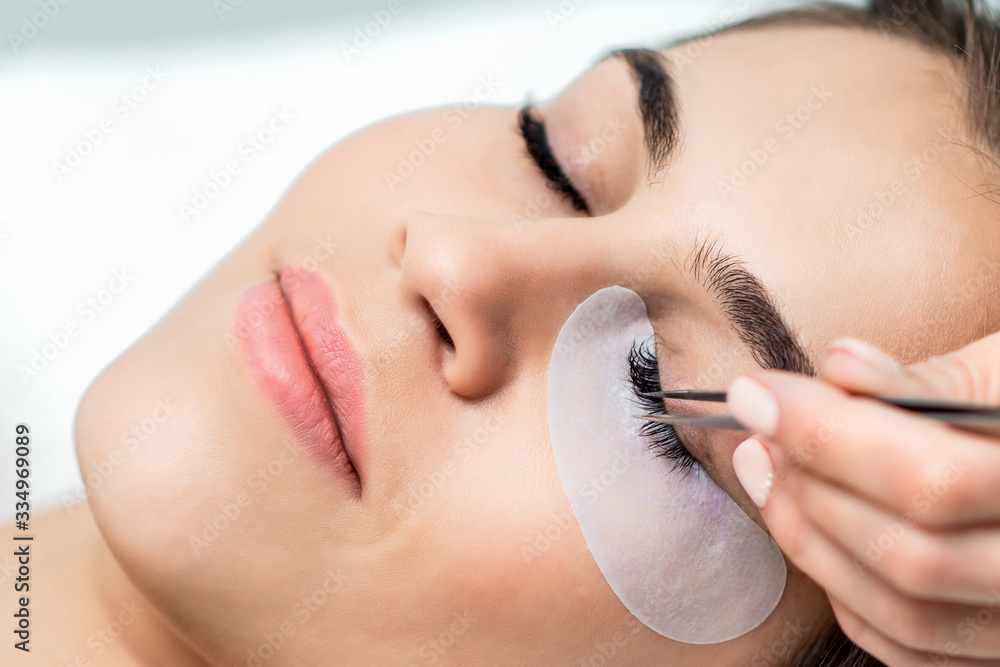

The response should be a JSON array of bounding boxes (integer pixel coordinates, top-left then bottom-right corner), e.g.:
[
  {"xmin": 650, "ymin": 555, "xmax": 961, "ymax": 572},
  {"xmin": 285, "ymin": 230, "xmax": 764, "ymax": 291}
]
[{"xmin": 819, "ymin": 332, "xmax": 1000, "ymax": 402}]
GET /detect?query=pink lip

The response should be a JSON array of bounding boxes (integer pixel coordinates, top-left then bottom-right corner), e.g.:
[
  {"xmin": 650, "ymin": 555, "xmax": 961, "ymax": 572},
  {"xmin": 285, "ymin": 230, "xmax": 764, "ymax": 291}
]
[{"xmin": 235, "ymin": 267, "xmax": 365, "ymax": 489}]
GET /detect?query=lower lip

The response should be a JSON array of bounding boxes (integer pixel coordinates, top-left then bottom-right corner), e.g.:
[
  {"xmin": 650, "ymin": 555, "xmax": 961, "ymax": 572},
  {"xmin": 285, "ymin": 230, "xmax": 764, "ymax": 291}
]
[{"xmin": 235, "ymin": 270, "xmax": 364, "ymax": 485}]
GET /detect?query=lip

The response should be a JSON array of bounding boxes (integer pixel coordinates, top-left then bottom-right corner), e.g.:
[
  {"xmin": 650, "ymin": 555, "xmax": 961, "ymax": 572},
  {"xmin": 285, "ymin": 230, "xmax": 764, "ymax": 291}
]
[{"xmin": 235, "ymin": 267, "xmax": 365, "ymax": 490}]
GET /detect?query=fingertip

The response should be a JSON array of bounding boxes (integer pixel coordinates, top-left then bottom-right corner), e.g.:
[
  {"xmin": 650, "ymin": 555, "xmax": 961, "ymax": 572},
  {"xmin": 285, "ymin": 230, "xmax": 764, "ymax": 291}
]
[
  {"xmin": 733, "ymin": 437, "xmax": 774, "ymax": 508},
  {"xmin": 827, "ymin": 338, "xmax": 901, "ymax": 372},
  {"xmin": 727, "ymin": 376, "xmax": 779, "ymax": 438},
  {"xmin": 822, "ymin": 339, "xmax": 909, "ymax": 395},
  {"xmin": 820, "ymin": 346, "xmax": 873, "ymax": 385}
]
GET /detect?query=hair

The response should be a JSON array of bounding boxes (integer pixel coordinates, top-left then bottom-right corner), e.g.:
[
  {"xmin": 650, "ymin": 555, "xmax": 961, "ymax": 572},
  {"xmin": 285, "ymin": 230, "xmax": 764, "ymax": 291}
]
[
  {"xmin": 786, "ymin": 619, "xmax": 887, "ymax": 666},
  {"xmin": 687, "ymin": 1, "xmax": 1000, "ymax": 666}
]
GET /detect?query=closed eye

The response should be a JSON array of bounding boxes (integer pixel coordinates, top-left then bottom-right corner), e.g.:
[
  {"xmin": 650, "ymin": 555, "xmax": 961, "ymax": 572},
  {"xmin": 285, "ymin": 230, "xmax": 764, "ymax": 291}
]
[{"xmin": 517, "ymin": 104, "xmax": 591, "ymax": 215}]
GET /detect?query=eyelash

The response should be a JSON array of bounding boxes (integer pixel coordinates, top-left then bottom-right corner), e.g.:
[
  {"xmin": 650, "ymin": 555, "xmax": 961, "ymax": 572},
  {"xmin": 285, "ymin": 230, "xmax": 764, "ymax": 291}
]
[
  {"xmin": 627, "ymin": 338, "xmax": 700, "ymax": 473},
  {"xmin": 517, "ymin": 104, "xmax": 591, "ymax": 215}
]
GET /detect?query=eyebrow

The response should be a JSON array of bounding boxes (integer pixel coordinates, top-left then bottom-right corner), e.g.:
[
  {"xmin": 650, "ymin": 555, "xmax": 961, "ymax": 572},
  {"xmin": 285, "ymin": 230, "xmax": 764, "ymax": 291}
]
[
  {"xmin": 688, "ymin": 237, "xmax": 815, "ymax": 375},
  {"xmin": 607, "ymin": 48, "xmax": 814, "ymax": 374},
  {"xmin": 609, "ymin": 48, "xmax": 681, "ymax": 175}
]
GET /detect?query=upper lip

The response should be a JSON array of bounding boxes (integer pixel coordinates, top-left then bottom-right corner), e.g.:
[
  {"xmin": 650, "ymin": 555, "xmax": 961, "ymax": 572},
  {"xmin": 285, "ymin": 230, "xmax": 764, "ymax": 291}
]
[{"xmin": 277, "ymin": 266, "xmax": 366, "ymax": 485}]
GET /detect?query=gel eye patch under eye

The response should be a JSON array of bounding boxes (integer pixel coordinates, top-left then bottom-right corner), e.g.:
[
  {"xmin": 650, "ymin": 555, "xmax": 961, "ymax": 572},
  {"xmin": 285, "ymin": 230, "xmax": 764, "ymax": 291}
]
[{"xmin": 546, "ymin": 285, "xmax": 786, "ymax": 644}]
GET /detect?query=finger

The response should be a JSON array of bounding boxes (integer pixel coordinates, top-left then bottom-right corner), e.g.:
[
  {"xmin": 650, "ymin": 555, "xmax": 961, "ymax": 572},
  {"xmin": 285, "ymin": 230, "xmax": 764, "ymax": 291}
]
[
  {"xmin": 728, "ymin": 373, "xmax": 1000, "ymax": 526},
  {"xmin": 829, "ymin": 596, "xmax": 999, "ymax": 667},
  {"xmin": 763, "ymin": 485, "xmax": 1000, "ymax": 658},
  {"xmin": 821, "ymin": 334, "xmax": 1000, "ymax": 403},
  {"xmin": 789, "ymin": 469, "xmax": 1000, "ymax": 604}
]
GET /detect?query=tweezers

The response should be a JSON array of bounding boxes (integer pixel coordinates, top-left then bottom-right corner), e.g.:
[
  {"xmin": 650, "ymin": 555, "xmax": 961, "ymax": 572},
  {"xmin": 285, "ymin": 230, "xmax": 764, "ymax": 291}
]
[{"xmin": 635, "ymin": 390, "xmax": 1000, "ymax": 437}]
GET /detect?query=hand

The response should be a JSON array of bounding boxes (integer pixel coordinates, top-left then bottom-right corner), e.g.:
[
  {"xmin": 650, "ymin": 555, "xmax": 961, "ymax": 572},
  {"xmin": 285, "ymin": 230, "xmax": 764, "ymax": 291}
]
[{"xmin": 726, "ymin": 334, "xmax": 1000, "ymax": 666}]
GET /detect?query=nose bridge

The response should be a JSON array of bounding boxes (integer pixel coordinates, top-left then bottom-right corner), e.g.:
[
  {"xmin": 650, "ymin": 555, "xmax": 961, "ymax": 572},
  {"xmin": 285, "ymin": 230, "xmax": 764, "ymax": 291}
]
[
  {"xmin": 398, "ymin": 213, "xmax": 615, "ymax": 397},
  {"xmin": 403, "ymin": 213, "xmax": 609, "ymax": 321}
]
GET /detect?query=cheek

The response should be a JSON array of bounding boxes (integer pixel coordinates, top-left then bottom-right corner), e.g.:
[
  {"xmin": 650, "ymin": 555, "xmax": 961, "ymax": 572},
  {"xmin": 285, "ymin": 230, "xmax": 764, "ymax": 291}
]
[{"xmin": 370, "ymin": 408, "xmax": 624, "ymax": 646}]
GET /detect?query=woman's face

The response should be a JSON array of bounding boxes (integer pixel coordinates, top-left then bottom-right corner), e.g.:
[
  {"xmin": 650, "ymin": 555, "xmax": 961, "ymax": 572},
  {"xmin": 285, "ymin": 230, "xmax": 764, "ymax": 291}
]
[{"xmin": 76, "ymin": 25, "xmax": 1000, "ymax": 665}]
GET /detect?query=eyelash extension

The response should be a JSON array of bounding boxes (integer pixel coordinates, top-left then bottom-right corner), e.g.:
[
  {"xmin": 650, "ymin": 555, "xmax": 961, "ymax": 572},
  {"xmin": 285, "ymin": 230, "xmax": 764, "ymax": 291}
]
[
  {"xmin": 627, "ymin": 337, "xmax": 700, "ymax": 473},
  {"xmin": 516, "ymin": 104, "xmax": 591, "ymax": 215}
]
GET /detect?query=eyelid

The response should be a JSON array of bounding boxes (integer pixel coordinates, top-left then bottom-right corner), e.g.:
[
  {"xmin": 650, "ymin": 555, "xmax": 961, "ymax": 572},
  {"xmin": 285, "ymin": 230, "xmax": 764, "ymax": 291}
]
[
  {"xmin": 532, "ymin": 56, "xmax": 647, "ymax": 214},
  {"xmin": 517, "ymin": 104, "xmax": 591, "ymax": 215}
]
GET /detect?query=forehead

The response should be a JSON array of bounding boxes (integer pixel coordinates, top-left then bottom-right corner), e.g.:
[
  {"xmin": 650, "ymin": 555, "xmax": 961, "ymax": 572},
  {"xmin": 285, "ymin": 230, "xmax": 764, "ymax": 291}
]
[{"xmin": 641, "ymin": 26, "xmax": 1000, "ymax": 362}]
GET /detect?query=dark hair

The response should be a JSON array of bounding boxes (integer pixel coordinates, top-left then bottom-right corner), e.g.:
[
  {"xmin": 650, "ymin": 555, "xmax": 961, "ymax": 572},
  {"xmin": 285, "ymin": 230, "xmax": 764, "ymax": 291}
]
[
  {"xmin": 785, "ymin": 619, "xmax": 886, "ymax": 667},
  {"xmin": 692, "ymin": 1, "xmax": 1000, "ymax": 666}
]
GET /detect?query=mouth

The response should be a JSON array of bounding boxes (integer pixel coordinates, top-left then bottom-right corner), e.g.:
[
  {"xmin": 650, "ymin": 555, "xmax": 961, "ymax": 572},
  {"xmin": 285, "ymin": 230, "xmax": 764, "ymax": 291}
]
[{"xmin": 235, "ymin": 266, "xmax": 365, "ymax": 494}]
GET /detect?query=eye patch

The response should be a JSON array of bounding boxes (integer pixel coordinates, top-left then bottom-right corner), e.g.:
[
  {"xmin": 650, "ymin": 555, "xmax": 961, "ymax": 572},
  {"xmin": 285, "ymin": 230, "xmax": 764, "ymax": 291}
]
[{"xmin": 546, "ymin": 286, "xmax": 786, "ymax": 643}]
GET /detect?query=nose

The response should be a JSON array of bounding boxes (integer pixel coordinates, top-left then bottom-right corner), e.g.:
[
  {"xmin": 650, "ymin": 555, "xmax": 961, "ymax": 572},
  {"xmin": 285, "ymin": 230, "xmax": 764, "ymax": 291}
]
[{"xmin": 393, "ymin": 213, "xmax": 617, "ymax": 399}]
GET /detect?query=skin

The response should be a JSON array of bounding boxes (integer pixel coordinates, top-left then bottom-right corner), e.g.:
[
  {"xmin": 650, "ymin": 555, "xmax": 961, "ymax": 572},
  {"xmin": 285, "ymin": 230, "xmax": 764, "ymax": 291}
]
[{"xmin": 9, "ymin": 23, "xmax": 1000, "ymax": 666}]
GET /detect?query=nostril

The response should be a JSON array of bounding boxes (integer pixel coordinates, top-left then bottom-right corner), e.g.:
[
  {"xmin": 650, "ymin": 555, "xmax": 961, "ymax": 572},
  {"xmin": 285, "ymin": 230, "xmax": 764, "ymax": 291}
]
[
  {"xmin": 436, "ymin": 319, "xmax": 454, "ymax": 347},
  {"xmin": 423, "ymin": 298, "xmax": 454, "ymax": 347}
]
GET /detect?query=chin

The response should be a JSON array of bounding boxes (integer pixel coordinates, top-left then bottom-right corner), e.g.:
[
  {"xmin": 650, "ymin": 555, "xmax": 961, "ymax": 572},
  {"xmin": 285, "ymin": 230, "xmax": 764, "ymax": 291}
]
[
  {"xmin": 75, "ymin": 298, "xmax": 257, "ymax": 576},
  {"xmin": 77, "ymin": 348, "xmax": 208, "ymax": 566}
]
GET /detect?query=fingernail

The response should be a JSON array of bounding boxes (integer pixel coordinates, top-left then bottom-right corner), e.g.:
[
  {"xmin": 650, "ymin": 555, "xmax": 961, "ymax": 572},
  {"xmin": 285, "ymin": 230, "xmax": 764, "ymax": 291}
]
[
  {"xmin": 727, "ymin": 376, "xmax": 779, "ymax": 437},
  {"xmin": 733, "ymin": 438, "xmax": 774, "ymax": 508},
  {"xmin": 827, "ymin": 338, "xmax": 901, "ymax": 373}
]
